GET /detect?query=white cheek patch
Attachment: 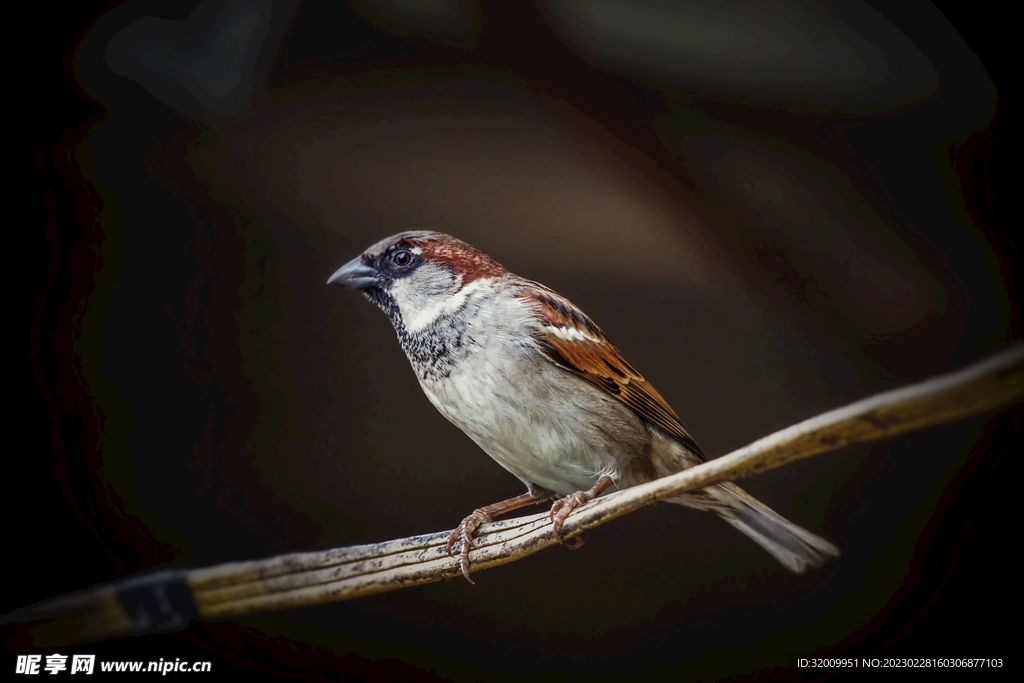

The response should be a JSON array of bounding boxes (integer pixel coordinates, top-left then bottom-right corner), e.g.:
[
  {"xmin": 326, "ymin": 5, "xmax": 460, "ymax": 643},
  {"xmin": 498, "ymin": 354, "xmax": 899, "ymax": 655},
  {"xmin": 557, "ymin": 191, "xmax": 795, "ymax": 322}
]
[
  {"xmin": 395, "ymin": 274, "xmax": 496, "ymax": 333},
  {"xmin": 545, "ymin": 325, "xmax": 601, "ymax": 343}
]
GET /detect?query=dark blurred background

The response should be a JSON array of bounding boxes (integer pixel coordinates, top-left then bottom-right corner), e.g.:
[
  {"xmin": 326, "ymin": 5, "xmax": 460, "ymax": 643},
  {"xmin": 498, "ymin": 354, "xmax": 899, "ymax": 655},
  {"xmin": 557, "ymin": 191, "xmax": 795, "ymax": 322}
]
[{"xmin": 9, "ymin": 1, "xmax": 1019, "ymax": 680}]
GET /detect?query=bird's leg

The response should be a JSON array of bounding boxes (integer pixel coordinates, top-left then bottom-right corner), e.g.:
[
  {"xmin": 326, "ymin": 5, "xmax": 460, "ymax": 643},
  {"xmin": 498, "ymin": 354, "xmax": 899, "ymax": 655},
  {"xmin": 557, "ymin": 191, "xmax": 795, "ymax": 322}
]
[
  {"xmin": 549, "ymin": 475, "xmax": 615, "ymax": 537},
  {"xmin": 447, "ymin": 490, "xmax": 550, "ymax": 583}
]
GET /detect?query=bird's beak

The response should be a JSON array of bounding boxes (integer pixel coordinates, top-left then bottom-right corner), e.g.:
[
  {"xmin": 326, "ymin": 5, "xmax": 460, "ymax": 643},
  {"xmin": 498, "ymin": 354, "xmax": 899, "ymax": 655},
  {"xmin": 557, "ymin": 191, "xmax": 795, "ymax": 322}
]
[{"xmin": 327, "ymin": 257, "xmax": 381, "ymax": 289}]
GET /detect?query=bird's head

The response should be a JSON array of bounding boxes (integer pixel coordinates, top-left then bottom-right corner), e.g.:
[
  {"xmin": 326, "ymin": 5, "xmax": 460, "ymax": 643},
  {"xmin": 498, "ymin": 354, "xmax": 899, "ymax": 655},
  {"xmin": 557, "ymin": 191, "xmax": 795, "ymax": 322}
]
[{"xmin": 328, "ymin": 231, "xmax": 508, "ymax": 333}]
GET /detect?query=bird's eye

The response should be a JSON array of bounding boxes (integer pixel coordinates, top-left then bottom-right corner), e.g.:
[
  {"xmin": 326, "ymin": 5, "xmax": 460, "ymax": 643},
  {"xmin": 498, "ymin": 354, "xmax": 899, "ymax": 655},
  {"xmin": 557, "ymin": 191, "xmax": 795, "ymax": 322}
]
[{"xmin": 391, "ymin": 249, "xmax": 412, "ymax": 267}]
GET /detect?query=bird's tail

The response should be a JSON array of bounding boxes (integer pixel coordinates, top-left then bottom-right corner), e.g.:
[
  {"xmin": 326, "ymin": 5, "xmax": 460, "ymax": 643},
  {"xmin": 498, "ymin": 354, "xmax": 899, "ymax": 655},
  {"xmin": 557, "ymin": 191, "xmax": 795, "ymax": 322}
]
[{"xmin": 667, "ymin": 482, "xmax": 839, "ymax": 573}]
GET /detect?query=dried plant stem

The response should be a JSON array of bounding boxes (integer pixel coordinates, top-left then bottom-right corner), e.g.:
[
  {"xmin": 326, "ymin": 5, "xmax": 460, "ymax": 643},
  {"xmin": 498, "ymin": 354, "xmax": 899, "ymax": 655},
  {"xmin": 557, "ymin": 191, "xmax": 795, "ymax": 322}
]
[{"xmin": 6, "ymin": 344, "xmax": 1023, "ymax": 646}]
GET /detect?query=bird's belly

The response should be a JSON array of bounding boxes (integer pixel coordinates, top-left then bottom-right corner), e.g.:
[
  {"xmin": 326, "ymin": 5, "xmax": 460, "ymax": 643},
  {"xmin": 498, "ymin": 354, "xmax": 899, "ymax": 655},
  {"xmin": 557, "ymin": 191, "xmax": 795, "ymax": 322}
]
[{"xmin": 419, "ymin": 350, "xmax": 648, "ymax": 495}]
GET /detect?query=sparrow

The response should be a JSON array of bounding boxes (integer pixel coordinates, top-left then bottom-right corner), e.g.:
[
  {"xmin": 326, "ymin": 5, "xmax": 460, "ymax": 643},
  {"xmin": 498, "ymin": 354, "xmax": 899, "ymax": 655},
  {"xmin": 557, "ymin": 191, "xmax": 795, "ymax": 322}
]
[{"xmin": 329, "ymin": 231, "xmax": 840, "ymax": 582}]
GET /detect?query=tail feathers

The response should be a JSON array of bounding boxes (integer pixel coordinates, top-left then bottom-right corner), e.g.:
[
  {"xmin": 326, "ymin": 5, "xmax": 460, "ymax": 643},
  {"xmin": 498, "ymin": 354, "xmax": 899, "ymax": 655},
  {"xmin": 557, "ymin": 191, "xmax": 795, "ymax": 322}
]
[{"xmin": 669, "ymin": 483, "xmax": 840, "ymax": 573}]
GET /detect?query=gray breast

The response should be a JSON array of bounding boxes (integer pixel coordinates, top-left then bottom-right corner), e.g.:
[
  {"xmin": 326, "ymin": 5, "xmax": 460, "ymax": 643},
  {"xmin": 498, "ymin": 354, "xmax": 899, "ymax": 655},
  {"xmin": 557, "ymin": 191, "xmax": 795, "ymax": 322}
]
[{"xmin": 423, "ymin": 344, "xmax": 653, "ymax": 495}]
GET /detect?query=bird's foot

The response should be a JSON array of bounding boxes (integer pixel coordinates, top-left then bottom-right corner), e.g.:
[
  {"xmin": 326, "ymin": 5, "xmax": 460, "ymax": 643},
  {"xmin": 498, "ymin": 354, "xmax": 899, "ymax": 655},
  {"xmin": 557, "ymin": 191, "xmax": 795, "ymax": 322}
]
[
  {"xmin": 548, "ymin": 475, "xmax": 615, "ymax": 538},
  {"xmin": 563, "ymin": 532, "xmax": 587, "ymax": 550},
  {"xmin": 444, "ymin": 491, "xmax": 551, "ymax": 584},
  {"xmin": 549, "ymin": 491, "xmax": 595, "ymax": 537},
  {"xmin": 446, "ymin": 509, "xmax": 493, "ymax": 584}
]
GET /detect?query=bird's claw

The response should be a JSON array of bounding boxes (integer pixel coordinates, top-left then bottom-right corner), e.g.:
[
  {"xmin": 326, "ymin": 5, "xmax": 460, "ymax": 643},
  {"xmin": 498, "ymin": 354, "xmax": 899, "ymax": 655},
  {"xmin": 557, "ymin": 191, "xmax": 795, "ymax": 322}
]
[
  {"xmin": 562, "ymin": 532, "xmax": 587, "ymax": 550},
  {"xmin": 549, "ymin": 490, "xmax": 595, "ymax": 537},
  {"xmin": 446, "ymin": 509, "xmax": 492, "ymax": 584}
]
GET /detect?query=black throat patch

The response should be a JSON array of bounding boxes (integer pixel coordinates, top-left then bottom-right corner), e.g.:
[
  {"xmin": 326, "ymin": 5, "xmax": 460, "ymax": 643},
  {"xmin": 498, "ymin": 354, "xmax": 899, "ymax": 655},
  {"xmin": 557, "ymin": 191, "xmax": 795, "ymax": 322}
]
[{"xmin": 364, "ymin": 287, "xmax": 468, "ymax": 381}]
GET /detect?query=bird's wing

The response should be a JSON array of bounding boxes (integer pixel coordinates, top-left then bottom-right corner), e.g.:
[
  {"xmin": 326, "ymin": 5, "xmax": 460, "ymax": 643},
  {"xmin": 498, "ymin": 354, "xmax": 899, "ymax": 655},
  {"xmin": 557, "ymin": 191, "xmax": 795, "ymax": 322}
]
[{"xmin": 517, "ymin": 282, "xmax": 705, "ymax": 460}]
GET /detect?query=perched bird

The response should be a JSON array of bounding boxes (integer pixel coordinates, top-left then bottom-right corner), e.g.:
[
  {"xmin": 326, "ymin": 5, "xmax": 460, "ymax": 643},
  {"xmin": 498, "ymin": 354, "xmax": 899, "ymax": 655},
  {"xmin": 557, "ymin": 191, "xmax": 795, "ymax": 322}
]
[{"xmin": 329, "ymin": 231, "xmax": 839, "ymax": 582}]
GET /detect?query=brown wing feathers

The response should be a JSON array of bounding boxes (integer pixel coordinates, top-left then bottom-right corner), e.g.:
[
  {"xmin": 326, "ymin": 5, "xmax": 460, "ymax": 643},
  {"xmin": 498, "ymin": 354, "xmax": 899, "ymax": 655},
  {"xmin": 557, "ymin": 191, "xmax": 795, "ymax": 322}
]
[{"xmin": 521, "ymin": 285, "xmax": 706, "ymax": 460}]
